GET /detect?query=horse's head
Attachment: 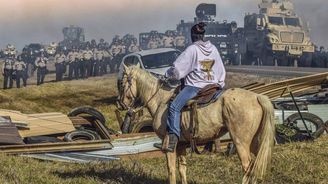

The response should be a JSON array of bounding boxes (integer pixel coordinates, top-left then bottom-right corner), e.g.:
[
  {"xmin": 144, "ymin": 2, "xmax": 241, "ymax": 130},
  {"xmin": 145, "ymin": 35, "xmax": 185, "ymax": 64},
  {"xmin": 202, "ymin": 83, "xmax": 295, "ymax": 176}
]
[{"xmin": 117, "ymin": 63, "xmax": 140, "ymax": 110}]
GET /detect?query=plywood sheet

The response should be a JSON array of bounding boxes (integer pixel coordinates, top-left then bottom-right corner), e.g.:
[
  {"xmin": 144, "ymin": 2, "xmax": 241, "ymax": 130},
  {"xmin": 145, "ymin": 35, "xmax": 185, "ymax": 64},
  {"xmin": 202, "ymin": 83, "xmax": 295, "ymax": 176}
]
[{"xmin": 0, "ymin": 109, "xmax": 75, "ymax": 137}]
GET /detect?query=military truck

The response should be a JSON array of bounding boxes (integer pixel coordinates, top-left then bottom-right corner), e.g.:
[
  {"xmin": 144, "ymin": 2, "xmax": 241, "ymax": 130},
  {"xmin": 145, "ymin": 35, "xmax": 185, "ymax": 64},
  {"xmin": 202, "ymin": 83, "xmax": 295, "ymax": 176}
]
[
  {"xmin": 243, "ymin": 0, "xmax": 314, "ymax": 67},
  {"xmin": 176, "ymin": 3, "xmax": 243, "ymax": 65},
  {"xmin": 59, "ymin": 25, "xmax": 85, "ymax": 51}
]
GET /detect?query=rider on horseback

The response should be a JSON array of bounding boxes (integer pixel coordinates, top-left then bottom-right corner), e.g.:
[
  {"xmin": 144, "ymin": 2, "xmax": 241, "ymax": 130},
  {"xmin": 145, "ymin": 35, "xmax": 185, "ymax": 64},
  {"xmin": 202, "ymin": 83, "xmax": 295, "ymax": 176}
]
[{"xmin": 154, "ymin": 22, "xmax": 226, "ymax": 152}]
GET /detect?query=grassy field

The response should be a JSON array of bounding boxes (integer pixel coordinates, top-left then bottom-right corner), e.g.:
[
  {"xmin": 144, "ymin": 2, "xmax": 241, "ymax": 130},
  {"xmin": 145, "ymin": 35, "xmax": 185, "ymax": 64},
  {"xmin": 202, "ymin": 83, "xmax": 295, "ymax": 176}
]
[{"xmin": 0, "ymin": 73, "xmax": 327, "ymax": 184}]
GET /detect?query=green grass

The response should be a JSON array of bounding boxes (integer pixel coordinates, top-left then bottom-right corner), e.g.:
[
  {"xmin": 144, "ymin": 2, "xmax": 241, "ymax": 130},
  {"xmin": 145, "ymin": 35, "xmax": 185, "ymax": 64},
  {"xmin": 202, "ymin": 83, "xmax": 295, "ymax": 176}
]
[{"xmin": 0, "ymin": 73, "xmax": 326, "ymax": 184}]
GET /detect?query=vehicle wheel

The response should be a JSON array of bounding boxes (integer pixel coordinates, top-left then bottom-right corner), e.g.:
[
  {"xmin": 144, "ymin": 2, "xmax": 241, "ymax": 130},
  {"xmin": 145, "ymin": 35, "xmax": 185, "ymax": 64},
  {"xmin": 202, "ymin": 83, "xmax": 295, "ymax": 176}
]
[
  {"xmin": 130, "ymin": 120, "xmax": 154, "ymax": 133},
  {"xmin": 68, "ymin": 106, "xmax": 118, "ymax": 135},
  {"xmin": 68, "ymin": 106, "xmax": 106, "ymax": 125},
  {"xmin": 261, "ymin": 50, "xmax": 274, "ymax": 66},
  {"xmin": 284, "ymin": 112, "xmax": 325, "ymax": 140},
  {"xmin": 64, "ymin": 130, "xmax": 101, "ymax": 142}
]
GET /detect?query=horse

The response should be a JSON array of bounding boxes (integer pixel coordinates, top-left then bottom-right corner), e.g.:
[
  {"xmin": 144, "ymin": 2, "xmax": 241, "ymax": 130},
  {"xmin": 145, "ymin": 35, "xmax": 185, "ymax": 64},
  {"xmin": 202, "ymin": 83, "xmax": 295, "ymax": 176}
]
[{"xmin": 117, "ymin": 64, "xmax": 275, "ymax": 184}]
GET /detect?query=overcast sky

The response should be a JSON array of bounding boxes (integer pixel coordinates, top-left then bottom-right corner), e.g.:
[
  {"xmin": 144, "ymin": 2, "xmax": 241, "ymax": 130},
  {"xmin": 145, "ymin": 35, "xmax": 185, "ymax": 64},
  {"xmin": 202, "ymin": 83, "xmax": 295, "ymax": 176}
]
[{"xmin": 0, "ymin": 0, "xmax": 327, "ymax": 49}]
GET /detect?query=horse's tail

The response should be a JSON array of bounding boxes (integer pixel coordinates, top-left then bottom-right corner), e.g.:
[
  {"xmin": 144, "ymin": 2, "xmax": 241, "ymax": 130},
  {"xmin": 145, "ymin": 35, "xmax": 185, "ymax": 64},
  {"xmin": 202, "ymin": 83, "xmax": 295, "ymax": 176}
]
[{"xmin": 243, "ymin": 95, "xmax": 275, "ymax": 184}]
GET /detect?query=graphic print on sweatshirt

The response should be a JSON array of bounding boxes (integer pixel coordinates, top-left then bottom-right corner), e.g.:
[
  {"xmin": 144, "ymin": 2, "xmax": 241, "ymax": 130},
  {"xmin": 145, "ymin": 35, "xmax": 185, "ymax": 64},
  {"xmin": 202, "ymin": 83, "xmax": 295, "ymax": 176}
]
[{"xmin": 199, "ymin": 59, "xmax": 215, "ymax": 80}]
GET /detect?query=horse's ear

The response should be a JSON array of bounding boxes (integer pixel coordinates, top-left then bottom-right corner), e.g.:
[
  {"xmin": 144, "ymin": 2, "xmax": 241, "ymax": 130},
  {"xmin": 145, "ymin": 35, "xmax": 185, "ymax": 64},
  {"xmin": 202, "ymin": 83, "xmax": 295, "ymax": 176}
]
[
  {"xmin": 136, "ymin": 62, "xmax": 141, "ymax": 68},
  {"xmin": 123, "ymin": 63, "xmax": 129, "ymax": 73}
]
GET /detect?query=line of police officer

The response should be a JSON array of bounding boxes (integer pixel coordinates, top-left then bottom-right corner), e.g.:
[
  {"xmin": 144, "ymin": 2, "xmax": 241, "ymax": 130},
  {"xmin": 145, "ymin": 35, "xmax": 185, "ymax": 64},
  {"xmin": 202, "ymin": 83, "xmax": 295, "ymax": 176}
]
[
  {"xmin": 2, "ymin": 53, "xmax": 28, "ymax": 89},
  {"xmin": 146, "ymin": 31, "xmax": 186, "ymax": 50}
]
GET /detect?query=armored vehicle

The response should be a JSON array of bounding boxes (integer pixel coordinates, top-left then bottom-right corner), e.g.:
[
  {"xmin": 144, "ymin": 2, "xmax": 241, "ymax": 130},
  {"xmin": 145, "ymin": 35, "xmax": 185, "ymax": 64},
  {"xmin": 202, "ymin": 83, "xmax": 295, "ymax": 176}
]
[
  {"xmin": 176, "ymin": 3, "xmax": 243, "ymax": 65},
  {"xmin": 59, "ymin": 25, "xmax": 85, "ymax": 51},
  {"xmin": 243, "ymin": 0, "xmax": 314, "ymax": 66}
]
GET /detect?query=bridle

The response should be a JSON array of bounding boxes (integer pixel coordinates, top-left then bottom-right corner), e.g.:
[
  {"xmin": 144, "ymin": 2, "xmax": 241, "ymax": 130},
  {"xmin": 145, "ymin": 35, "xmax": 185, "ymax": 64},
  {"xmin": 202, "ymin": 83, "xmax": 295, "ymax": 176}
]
[{"xmin": 118, "ymin": 71, "xmax": 163, "ymax": 114}]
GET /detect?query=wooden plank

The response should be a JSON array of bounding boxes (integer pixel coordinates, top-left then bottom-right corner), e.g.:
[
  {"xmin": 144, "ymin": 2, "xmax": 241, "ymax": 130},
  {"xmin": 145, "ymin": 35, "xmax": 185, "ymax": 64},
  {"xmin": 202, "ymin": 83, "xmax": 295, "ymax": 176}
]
[
  {"xmin": 69, "ymin": 116, "xmax": 92, "ymax": 127},
  {"xmin": 0, "ymin": 109, "xmax": 76, "ymax": 137},
  {"xmin": 0, "ymin": 140, "xmax": 112, "ymax": 154},
  {"xmin": 92, "ymin": 120, "xmax": 112, "ymax": 140},
  {"xmin": 247, "ymin": 72, "xmax": 328, "ymax": 100},
  {"xmin": 0, "ymin": 116, "xmax": 24, "ymax": 145}
]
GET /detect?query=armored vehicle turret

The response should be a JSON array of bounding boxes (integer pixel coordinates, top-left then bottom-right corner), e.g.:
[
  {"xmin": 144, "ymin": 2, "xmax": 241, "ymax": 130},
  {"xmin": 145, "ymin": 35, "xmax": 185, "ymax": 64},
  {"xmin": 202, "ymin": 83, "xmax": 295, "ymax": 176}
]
[
  {"xmin": 59, "ymin": 25, "xmax": 85, "ymax": 51},
  {"xmin": 177, "ymin": 3, "xmax": 243, "ymax": 65}
]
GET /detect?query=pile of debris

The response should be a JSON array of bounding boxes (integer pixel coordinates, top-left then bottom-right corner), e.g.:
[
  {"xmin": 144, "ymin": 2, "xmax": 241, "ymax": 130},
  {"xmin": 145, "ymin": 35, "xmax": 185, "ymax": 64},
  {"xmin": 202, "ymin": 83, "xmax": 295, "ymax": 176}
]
[{"xmin": 0, "ymin": 106, "xmax": 162, "ymax": 163}]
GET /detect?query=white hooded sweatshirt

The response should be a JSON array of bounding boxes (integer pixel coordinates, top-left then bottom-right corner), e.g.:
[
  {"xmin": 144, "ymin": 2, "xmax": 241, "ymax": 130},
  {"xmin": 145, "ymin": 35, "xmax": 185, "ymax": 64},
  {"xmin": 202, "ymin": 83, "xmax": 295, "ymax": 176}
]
[{"xmin": 166, "ymin": 40, "xmax": 226, "ymax": 89}]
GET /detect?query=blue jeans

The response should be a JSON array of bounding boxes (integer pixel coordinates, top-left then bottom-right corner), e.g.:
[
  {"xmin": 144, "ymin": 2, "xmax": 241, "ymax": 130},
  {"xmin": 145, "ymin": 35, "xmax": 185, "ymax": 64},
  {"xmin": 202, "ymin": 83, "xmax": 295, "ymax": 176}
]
[{"xmin": 167, "ymin": 85, "xmax": 201, "ymax": 137}]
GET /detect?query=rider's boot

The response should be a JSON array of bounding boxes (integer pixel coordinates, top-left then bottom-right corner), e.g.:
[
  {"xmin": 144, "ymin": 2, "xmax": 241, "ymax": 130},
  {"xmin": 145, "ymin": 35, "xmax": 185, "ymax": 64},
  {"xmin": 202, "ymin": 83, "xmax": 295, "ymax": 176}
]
[{"xmin": 154, "ymin": 133, "xmax": 178, "ymax": 152}]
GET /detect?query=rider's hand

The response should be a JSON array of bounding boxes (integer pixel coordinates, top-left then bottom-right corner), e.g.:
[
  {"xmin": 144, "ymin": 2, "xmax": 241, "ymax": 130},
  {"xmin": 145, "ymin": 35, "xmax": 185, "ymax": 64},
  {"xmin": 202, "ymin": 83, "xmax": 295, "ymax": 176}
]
[{"xmin": 158, "ymin": 75, "xmax": 168, "ymax": 83}]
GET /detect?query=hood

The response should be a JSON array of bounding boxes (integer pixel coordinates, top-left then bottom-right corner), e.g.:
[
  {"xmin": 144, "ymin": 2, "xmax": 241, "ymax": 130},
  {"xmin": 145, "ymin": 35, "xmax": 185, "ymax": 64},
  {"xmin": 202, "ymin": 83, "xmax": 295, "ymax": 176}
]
[
  {"xmin": 194, "ymin": 40, "xmax": 214, "ymax": 56},
  {"xmin": 147, "ymin": 67, "xmax": 171, "ymax": 76}
]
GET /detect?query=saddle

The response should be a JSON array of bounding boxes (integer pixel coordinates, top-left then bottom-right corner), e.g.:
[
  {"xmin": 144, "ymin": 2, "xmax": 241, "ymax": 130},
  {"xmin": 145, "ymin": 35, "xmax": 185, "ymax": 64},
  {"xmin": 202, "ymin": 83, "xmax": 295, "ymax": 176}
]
[{"xmin": 171, "ymin": 84, "xmax": 222, "ymax": 109}]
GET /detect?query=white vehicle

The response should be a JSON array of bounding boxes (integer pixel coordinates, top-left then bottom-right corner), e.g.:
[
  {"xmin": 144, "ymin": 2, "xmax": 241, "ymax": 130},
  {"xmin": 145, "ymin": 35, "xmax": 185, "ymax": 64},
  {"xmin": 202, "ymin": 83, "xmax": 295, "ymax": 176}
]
[{"xmin": 117, "ymin": 48, "xmax": 181, "ymax": 91}]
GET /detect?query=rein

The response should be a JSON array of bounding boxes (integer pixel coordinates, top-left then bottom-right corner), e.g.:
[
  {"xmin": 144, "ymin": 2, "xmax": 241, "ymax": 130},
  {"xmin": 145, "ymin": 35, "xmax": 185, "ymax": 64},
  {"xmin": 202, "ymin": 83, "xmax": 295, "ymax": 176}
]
[
  {"xmin": 122, "ymin": 73, "xmax": 163, "ymax": 115},
  {"xmin": 131, "ymin": 81, "xmax": 163, "ymax": 114}
]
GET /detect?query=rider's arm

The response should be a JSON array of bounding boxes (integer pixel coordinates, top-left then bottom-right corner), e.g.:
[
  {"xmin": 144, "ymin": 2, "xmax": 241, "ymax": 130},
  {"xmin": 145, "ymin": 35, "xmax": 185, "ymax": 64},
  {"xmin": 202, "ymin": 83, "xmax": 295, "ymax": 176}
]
[{"xmin": 165, "ymin": 46, "xmax": 195, "ymax": 80}]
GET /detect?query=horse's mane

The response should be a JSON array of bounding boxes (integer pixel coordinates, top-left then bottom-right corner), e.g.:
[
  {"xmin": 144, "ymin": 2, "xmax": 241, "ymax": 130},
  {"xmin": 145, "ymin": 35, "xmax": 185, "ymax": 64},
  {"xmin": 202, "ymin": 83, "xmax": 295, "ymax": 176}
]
[{"xmin": 130, "ymin": 66, "xmax": 159, "ymax": 97}]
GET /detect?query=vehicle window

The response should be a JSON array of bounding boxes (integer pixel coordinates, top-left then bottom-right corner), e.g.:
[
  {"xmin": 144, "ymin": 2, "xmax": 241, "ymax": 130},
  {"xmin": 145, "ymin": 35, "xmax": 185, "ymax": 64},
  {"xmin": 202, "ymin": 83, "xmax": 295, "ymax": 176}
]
[
  {"xmin": 123, "ymin": 56, "xmax": 135, "ymax": 66},
  {"xmin": 133, "ymin": 57, "xmax": 141, "ymax": 67},
  {"xmin": 141, "ymin": 51, "xmax": 180, "ymax": 69},
  {"xmin": 268, "ymin": 16, "xmax": 284, "ymax": 25},
  {"xmin": 285, "ymin": 18, "xmax": 300, "ymax": 27}
]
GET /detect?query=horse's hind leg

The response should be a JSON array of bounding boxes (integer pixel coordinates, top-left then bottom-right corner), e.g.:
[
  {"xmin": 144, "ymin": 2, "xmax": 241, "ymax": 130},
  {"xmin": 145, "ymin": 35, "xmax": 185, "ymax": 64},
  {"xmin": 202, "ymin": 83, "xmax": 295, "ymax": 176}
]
[
  {"xmin": 234, "ymin": 141, "xmax": 252, "ymax": 173},
  {"xmin": 177, "ymin": 144, "xmax": 188, "ymax": 184},
  {"xmin": 228, "ymin": 129, "xmax": 252, "ymax": 173},
  {"xmin": 166, "ymin": 151, "xmax": 177, "ymax": 184}
]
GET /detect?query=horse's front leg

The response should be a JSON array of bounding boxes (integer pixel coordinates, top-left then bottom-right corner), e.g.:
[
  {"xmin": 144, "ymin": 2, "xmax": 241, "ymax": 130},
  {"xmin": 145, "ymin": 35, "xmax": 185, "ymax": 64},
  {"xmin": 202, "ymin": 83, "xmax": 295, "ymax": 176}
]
[
  {"xmin": 166, "ymin": 151, "xmax": 177, "ymax": 184},
  {"xmin": 177, "ymin": 144, "xmax": 188, "ymax": 184}
]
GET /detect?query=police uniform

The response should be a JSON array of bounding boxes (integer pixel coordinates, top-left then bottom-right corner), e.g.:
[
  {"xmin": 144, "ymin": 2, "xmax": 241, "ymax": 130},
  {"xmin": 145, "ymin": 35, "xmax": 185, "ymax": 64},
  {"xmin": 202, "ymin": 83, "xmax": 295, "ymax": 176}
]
[
  {"xmin": 67, "ymin": 51, "xmax": 76, "ymax": 80},
  {"xmin": 35, "ymin": 56, "xmax": 48, "ymax": 85},
  {"xmin": 110, "ymin": 44, "xmax": 121, "ymax": 73},
  {"xmin": 54, "ymin": 53, "xmax": 66, "ymax": 81},
  {"xmin": 102, "ymin": 50, "xmax": 111, "ymax": 74},
  {"xmin": 162, "ymin": 35, "xmax": 174, "ymax": 48},
  {"xmin": 78, "ymin": 49, "xmax": 84, "ymax": 78},
  {"xmin": 175, "ymin": 35, "xmax": 186, "ymax": 51},
  {"xmin": 93, "ymin": 49, "xmax": 104, "ymax": 76},
  {"xmin": 128, "ymin": 43, "xmax": 140, "ymax": 53},
  {"xmin": 14, "ymin": 59, "xmax": 27, "ymax": 88},
  {"xmin": 147, "ymin": 39, "xmax": 158, "ymax": 49},
  {"xmin": 2, "ymin": 57, "xmax": 15, "ymax": 89},
  {"xmin": 82, "ymin": 49, "xmax": 93, "ymax": 78}
]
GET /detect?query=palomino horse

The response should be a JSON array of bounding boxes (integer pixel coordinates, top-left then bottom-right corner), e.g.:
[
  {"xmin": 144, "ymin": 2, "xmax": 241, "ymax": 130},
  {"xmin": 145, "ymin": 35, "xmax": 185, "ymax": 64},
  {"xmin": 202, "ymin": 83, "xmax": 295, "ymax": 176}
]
[{"xmin": 118, "ymin": 64, "xmax": 275, "ymax": 184}]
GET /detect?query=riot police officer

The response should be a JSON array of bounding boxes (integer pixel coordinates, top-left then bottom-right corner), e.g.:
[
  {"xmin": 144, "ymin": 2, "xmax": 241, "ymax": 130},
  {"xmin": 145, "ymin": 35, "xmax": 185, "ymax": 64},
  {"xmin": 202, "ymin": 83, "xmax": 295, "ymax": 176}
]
[
  {"xmin": 67, "ymin": 49, "xmax": 77, "ymax": 80},
  {"xmin": 162, "ymin": 31, "xmax": 175, "ymax": 48},
  {"xmin": 82, "ymin": 47, "xmax": 93, "ymax": 78},
  {"xmin": 93, "ymin": 48, "xmax": 104, "ymax": 76},
  {"xmin": 175, "ymin": 32, "xmax": 186, "ymax": 51},
  {"xmin": 54, "ymin": 51, "xmax": 66, "ymax": 81},
  {"xmin": 2, "ymin": 54, "xmax": 15, "ymax": 89},
  {"xmin": 109, "ymin": 41, "xmax": 121, "ymax": 73},
  {"xmin": 128, "ymin": 39, "xmax": 140, "ymax": 53},
  {"xmin": 35, "ymin": 52, "xmax": 48, "ymax": 85},
  {"xmin": 102, "ymin": 48, "xmax": 111, "ymax": 74},
  {"xmin": 14, "ymin": 55, "xmax": 27, "ymax": 88},
  {"xmin": 147, "ymin": 36, "xmax": 158, "ymax": 49}
]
